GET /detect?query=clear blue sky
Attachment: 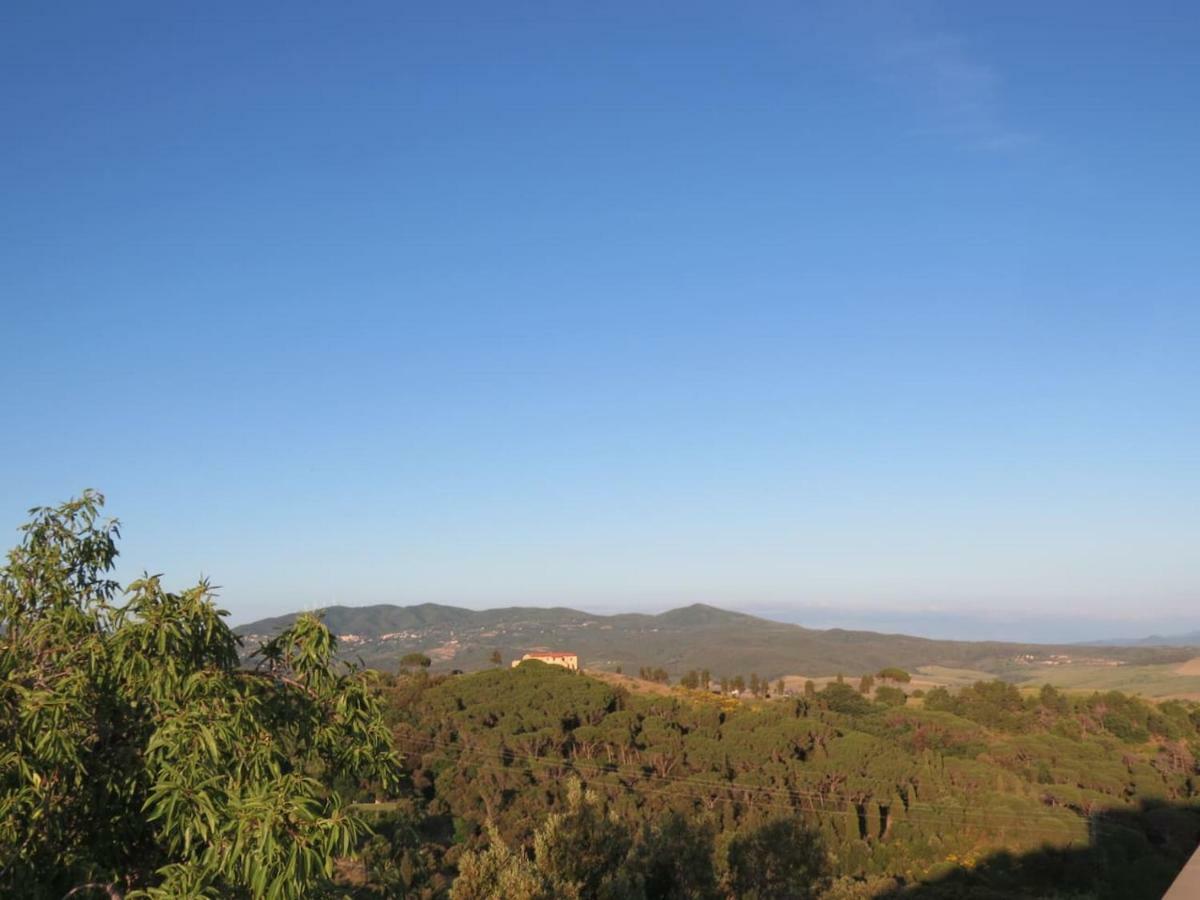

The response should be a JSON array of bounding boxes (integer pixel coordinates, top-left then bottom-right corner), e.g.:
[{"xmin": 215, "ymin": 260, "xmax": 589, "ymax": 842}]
[{"xmin": 2, "ymin": 2, "xmax": 1197, "ymax": 633}]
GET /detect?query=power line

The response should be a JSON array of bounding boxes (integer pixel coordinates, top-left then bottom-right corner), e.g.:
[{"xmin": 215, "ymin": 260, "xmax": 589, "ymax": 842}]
[
  {"xmin": 394, "ymin": 732, "xmax": 1110, "ymax": 827},
  {"xmin": 396, "ymin": 747, "xmax": 1099, "ymax": 841},
  {"xmin": 389, "ymin": 732, "xmax": 1143, "ymax": 839}
]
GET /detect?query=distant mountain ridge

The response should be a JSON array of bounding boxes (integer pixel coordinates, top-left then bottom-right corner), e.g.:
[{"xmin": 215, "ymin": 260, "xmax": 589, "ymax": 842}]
[
  {"xmin": 238, "ymin": 602, "xmax": 595, "ymax": 637},
  {"xmin": 1079, "ymin": 630, "xmax": 1200, "ymax": 648},
  {"xmin": 236, "ymin": 602, "xmax": 1191, "ymax": 678},
  {"xmin": 237, "ymin": 602, "xmax": 759, "ymax": 638}
]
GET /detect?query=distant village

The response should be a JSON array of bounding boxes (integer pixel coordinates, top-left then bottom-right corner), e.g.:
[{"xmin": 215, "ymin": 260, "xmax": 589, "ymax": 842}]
[{"xmin": 1012, "ymin": 652, "xmax": 1123, "ymax": 667}]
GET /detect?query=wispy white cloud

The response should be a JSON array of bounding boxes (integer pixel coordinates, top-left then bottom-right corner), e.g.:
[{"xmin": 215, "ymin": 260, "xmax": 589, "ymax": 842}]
[{"xmin": 874, "ymin": 28, "xmax": 1034, "ymax": 152}]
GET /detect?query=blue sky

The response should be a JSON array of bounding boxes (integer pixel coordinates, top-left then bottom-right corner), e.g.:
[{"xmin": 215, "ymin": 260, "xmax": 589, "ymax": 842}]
[{"xmin": 2, "ymin": 2, "xmax": 1197, "ymax": 635}]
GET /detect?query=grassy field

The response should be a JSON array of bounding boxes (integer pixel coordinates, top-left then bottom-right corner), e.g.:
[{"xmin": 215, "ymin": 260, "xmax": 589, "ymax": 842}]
[
  {"xmin": 779, "ymin": 667, "xmax": 997, "ymax": 697},
  {"xmin": 610, "ymin": 659, "xmax": 1200, "ymax": 702},
  {"xmin": 915, "ymin": 659, "xmax": 1200, "ymax": 700},
  {"xmin": 912, "ymin": 665, "xmax": 998, "ymax": 689},
  {"xmin": 1003, "ymin": 660, "xmax": 1200, "ymax": 699},
  {"xmin": 833, "ymin": 659, "xmax": 1200, "ymax": 702}
]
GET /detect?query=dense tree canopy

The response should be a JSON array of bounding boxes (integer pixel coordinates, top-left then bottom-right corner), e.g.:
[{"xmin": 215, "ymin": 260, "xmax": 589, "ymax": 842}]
[
  {"xmin": 0, "ymin": 492, "xmax": 401, "ymax": 898},
  {"xmin": 369, "ymin": 656, "xmax": 1200, "ymax": 899}
]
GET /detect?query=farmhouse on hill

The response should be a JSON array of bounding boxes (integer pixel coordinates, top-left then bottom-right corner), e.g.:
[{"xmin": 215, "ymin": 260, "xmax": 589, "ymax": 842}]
[{"xmin": 512, "ymin": 651, "xmax": 579, "ymax": 671}]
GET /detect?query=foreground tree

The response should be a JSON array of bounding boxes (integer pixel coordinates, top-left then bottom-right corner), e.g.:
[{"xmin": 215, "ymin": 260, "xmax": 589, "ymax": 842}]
[
  {"xmin": 717, "ymin": 818, "xmax": 829, "ymax": 900},
  {"xmin": 450, "ymin": 823, "xmax": 554, "ymax": 900},
  {"xmin": 450, "ymin": 779, "xmax": 634, "ymax": 900},
  {"xmin": 627, "ymin": 811, "xmax": 719, "ymax": 900},
  {"xmin": 533, "ymin": 779, "xmax": 636, "ymax": 899},
  {"xmin": 452, "ymin": 781, "xmax": 719, "ymax": 900},
  {"xmin": 0, "ymin": 491, "xmax": 401, "ymax": 898}
]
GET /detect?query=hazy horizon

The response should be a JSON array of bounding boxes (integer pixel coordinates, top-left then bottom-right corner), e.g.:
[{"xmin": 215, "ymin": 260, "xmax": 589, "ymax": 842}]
[
  {"xmin": 4, "ymin": 2, "xmax": 1197, "ymax": 628},
  {"xmin": 225, "ymin": 594, "xmax": 1200, "ymax": 646}
]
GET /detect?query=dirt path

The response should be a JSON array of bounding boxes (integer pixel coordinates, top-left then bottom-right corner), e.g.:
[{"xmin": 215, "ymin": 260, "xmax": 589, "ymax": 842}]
[{"xmin": 1174, "ymin": 657, "xmax": 1200, "ymax": 675}]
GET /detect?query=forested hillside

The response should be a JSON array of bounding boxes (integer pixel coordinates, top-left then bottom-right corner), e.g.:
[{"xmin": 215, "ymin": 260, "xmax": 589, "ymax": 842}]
[
  {"xmin": 348, "ymin": 662, "xmax": 1200, "ymax": 899},
  {"xmin": 237, "ymin": 602, "xmax": 1190, "ymax": 680}
]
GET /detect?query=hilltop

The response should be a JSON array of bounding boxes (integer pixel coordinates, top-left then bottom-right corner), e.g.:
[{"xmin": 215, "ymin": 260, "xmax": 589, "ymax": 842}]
[{"xmin": 236, "ymin": 601, "xmax": 1190, "ymax": 683}]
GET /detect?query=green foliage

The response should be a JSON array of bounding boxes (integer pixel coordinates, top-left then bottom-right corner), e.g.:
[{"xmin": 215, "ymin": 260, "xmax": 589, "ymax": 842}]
[
  {"xmin": 877, "ymin": 668, "xmax": 911, "ymax": 684},
  {"xmin": 533, "ymin": 779, "xmax": 636, "ymax": 899},
  {"xmin": 0, "ymin": 492, "xmax": 401, "ymax": 899},
  {"xmin": 626, "ymin": 812, "xmax": 719, "ymax": 900},
  {"xmin": 400, "ymin": 652, "xmax": 433, "ymax": 670},
  {"xmin": 718, "ymin": 818, "xmax": 829, "ymax": 900},
  {"xmin": 639, "ymin": 666, "xmax": 670, "ymax": 684},
  {"xmin": 875, "ymin": 685, "xmax": 907, "ymax": 707},
  {"xmin": 451, "ymin": 780, "xmax": 636, "ymax": 900},
  {"xmin": 1039, "ymin": 682, "xmax": 1069, "ymax": 714},
  {"xmin": 382, "ymin": 661, "xmax": 1200, "ymax": 899},
  {"xmin": 922, "ymin": 686, "xmax": 952, "ymax": 710},
  {"xmin": 819, "ymin": 681, "xmax": 873, "ymax": 715},
  {"xmin": 354, "ymin": 803, "xmax": 438, "ymax": 897},
  {"xmin": 450, "ymin": 823, "xmax": 553, "ymax": 900}
]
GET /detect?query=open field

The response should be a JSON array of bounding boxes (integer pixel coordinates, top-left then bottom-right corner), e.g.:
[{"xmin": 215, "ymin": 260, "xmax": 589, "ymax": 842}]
[
  {"xmin": 912, "ymin": 665, "xmax": 999, "ymax": 690},
  {"xmin": 784, "ymin": 667, "xmax": 997, "ymax": 693},
  {"xmin": 1175, "ymin": 657, "xmax": 1200, "ymax": 676},
  {"xmin": 1004, "ymin": 660, "xmax": 1200, "ymax": 699},
  {"xmin": 585, "ymin": 669, "xmax": 676, "ymax": 696},
  {"xmin": 600, "ymin": 659, "xmax": 1200, "ymax": 704},
  {"xmin": 918, "ymin": 659, "xmax": 1200, "ymax": 700},
  {"xmin": 699, "ymin": 660, "xmax": 1200, "ymax": 702}
]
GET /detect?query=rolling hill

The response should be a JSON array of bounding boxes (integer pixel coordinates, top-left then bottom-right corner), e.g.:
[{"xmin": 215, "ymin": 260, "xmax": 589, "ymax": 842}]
[
  {"xmin": 1081, "ymin": 630, "xmax": 1200, "ymax": 648},
  {"xmin": 236, "ymin": 602, "xmax": 1191, "ymax": 681}
]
